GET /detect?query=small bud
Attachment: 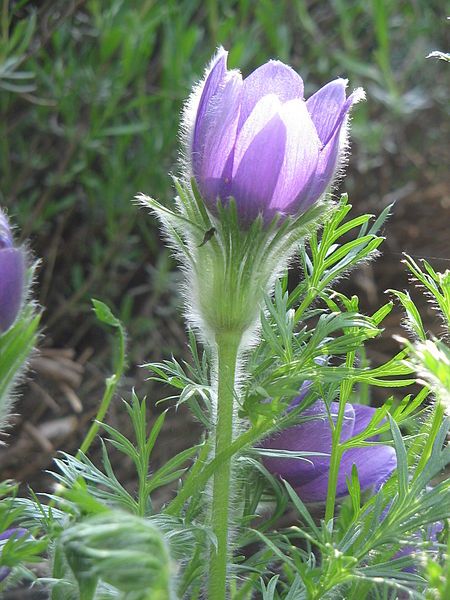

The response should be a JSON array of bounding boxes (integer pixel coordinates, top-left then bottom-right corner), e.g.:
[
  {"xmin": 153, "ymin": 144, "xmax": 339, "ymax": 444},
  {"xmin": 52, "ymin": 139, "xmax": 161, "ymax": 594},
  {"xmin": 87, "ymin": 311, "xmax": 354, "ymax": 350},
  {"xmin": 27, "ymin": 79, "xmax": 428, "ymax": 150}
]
[
  {"xmin": 0, "ymin": 210, "xmax": 25, "ymax": 333},
  {"xmin": 61, "ymin": 511, "xmax": 173, "ymax": 597}
]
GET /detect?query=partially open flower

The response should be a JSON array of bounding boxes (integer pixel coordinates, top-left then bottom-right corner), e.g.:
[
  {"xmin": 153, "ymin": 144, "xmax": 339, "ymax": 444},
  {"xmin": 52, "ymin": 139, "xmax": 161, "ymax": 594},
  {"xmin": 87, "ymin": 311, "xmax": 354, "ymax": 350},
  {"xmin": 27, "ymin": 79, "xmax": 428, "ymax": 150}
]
[
  {"xmin": 260, "ymin": 395, "xmax": 396, "ymax": 504},
  {"xmin": 0, "ymin": 210, "xmax": 25, "ymax": 333},
  {"xmin": 185, "ymin": 48, "xmax": 364, "ymax": 224}
]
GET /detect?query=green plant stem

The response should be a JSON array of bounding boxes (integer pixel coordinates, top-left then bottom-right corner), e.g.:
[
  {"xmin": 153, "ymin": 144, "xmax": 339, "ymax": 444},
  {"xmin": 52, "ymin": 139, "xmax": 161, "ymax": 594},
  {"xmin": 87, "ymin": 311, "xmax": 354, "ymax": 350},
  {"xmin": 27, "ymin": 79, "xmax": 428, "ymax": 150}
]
[
  {"xmin": 324, "ymin": 439, "xmax": 344, "ymax": 524},
  {"xmin": 165, "ymin": 422, "xmax": 269, "ymax": 516},
  {"xmin": 325, "ymin": 352, "xmax": 355, "ymax": 522},
  {"xmin": 208, "ymin": 331, "xmax": 241, "ymax": 600},
  {"xmin": 78, "ymin": 325, "xmax": 126, "ymax": 457}
]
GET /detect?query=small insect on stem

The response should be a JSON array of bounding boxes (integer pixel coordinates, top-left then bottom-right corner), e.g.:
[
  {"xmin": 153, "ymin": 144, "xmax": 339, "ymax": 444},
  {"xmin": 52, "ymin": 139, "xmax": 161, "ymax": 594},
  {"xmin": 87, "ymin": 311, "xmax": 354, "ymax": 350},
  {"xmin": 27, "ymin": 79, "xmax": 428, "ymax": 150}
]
[{"xmin": 198, "ymin": 227, "xmax": 216, "ymax": 247}]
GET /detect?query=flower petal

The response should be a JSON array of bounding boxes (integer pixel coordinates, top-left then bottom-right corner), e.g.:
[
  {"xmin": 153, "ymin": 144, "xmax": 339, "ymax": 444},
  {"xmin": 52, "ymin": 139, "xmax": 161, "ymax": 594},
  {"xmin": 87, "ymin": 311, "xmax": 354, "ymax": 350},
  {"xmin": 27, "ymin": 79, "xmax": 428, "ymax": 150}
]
[
  {"xmin": 0, "ymin": 527, "xmax": 28, "ymax": 541},
  {"xmin": 238, "ymin": 60, "xmax": 304, "ymax": 131},
  {"xmin": 0, "ymin": 248, "xmax": 25, "ymax": 333},
  {"xmin": 268, "ymin": 99, "xmax": 320, "ymax": 214},
  {"xmin": 261, "ymin": 401, "xmax": 355, "ymax": 486},
  {"xmin": 306, "ymin": 79, "xmax": 348, "ymax": 146},
  {"xmin": 194, "ymin": 71, "xmax": 243, "ymax": 205},
  {"xmin": 232, "ymin": 94, "xmax": 282, "ymax": 169},
  {"xmin": 352, "ymin": 404, "xmax": 377, "ymax": 436},
  {"xmin": 230, "ymin": 108, "xmax": 286, "ymax": 223},
  {"xmin": 192, "ymin": 47, "xmax": 229, "ymax": 166},
  {"xmin": 301, "ymin": 87, "xmax": 365, "ymax": 206},
  {"xmin": 0, "ymin": 211, "xmax": 13, "ymax": 249},
  {"xmin": 296, "ymin": 444, "xmax": 396, "ymax": 503}
]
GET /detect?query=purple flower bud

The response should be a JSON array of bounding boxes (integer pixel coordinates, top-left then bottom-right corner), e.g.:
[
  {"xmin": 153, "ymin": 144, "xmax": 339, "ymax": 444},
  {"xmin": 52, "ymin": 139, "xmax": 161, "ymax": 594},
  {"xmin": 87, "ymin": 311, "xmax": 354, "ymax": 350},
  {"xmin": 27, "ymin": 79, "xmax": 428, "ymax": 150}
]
[
  {"xmin": 0, "ymin": 210, "xmax": 25, "ymax": 333},
  {"xmin": 260, "ymin": 393, "xmax": 396, "ymax": 504},
  {"xmin": 187, "ymin": 48, "xmax": 364, "ymax": 224}
]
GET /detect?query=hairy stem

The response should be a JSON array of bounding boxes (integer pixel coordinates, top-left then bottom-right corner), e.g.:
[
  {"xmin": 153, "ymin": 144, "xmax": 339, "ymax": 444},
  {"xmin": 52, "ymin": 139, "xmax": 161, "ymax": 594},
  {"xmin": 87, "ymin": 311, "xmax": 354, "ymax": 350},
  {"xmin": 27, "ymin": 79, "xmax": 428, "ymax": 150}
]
[
  {"xmin": 208, "ymin": 331, "xmax": 241, "ymax": 600},
  {"xmin": 165, "ymin": 423, "xmax": 269, "ymax": 517}
]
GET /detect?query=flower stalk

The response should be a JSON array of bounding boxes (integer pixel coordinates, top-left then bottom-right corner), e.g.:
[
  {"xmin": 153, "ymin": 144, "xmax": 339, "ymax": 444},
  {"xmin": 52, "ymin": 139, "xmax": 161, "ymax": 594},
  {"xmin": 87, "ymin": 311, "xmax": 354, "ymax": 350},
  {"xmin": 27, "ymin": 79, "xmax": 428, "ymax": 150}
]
[{"xmin": 209, "ymin": 330, "xmax": 241, "ymax": 600}]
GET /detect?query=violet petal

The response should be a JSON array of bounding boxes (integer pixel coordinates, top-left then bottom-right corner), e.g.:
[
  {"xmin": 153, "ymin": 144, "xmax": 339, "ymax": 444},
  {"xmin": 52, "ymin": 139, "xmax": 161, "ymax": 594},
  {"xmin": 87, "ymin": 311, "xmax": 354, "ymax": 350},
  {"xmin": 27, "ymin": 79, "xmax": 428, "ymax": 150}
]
[
  {"xmin": 238, "ymin": 60, "xmax": 304, "ymax": 131},
  {"xmin": 306, "ymin": 79, "xmax": 347, "ymax": 146},
  {"xmin": 261, "ymin": 401, "xmax": 355, "ymax": 486},
  {"xmin": 230, "ymin": 113, "xmax": 286, "ymax": 223},
  {"xmin": 301, "ymin": 87, "xmax": 364, "ymax": 206},
  {"xmin": 0, "ymin": 248, "xmax": 25, "ymax": 333},
  {"xmin": 295, "ymin": 444, "xmax": 397, "ymax": 503},
  {"xmin": 351, "ymin": 404, "xmax": 377, "ymax": 436},
  {"xmin": 0, "ymin": 212, "xmax": 13, "ymax": 249},
  {"xmin": 194, "ymin": 71, "xmax": 243, "ymax": 206},
  {"xmin": 192, "ymin": 48, "xmax": 229, "ymax": 172},
  {"xmin": 0, "ymin": 527, "xmax": 28, "ymax": 541},
  {"xmin": 268, "ymin": 99, "xmax": 320, "ymax": 214}
]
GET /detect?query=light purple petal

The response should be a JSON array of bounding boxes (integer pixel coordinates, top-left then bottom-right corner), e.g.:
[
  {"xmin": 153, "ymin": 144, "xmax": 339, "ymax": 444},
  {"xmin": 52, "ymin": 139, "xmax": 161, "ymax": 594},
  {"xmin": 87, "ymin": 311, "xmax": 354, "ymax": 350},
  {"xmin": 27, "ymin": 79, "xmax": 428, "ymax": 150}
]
[
  {"xmin": 352, "ymin": 404, "xmax": 377, "ymax": 436},
  {"xmin": 229, "ymin": 94, "xmax": 285, "ymax": 221},
  {"xmin": 0, "ymin": 211, "xmax": 13, "ymax": 249},
  {"xmin": 295, "ymin": 444, "xmax": 397, "ymax": 503},
  {"xmin": 0, "ymin": 527, "xmax": 27, "ymax": 541},
  {"xmin": 192, "ymin": 48, "xmax": 229, "ymax": 169},
  {"xmin": 232, "ymin": 94, "xmax": 282, "ymax": 169},
  {"xmin": 238, "ymin": 60, "xmax": 304, "ymax": 131},
  {"xmin": 306, "ymin": 79, "xmax": 347, "ymax": 146},
  {"xmin": 0, "ymin": 247, "xmax": 25, "ymax": 333},
  {"xmin": 299, "ymin": 131, "xmax": 341, "ymax": 207},
  {"xmin": 261, "ymin": 401, "xmax": 355, "ymax": 486},
  {"xmin": 269, "ymin": 99, "xmax": 320, "ymax": 214},
  {"xmin": 395, "ymin": 521, "xmax": 444, "ymax": 573},
  {"xmin": 194, "ymin": 71, "xmax": 243, "ymax": 206},
  {"xmin": 230, "ymin": 113, "xmax": 286, "ymax": 223},
  {"xmin": 301, "ymin": 87, "xmax": 365, "ymax": 207}
]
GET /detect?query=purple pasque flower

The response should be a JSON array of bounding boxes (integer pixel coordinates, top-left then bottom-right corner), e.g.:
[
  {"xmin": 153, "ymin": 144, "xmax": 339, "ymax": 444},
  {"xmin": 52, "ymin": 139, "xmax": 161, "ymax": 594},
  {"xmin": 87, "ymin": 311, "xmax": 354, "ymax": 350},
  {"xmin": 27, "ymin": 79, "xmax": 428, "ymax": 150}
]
[
  {"xmin": 260, "ymin": 391, "xmax": 396, "ymax": 504},
  {"xmin": 395, "ymin": 521, "xmax": 443, "ymax": 573},
  {"xmin": 381, "ymin": 503, "xmax": 444, "ymax": 573},
  {"xmin": 0, "ymin": 527, "xmax": 28, "ymax": 582},
  {"xmin": 187, "ymin": 47, "xmax": 364, "ymax": 224},
  {"xmin": 0, "ymin": 210, "xmax": 25, "ymax": 333}
]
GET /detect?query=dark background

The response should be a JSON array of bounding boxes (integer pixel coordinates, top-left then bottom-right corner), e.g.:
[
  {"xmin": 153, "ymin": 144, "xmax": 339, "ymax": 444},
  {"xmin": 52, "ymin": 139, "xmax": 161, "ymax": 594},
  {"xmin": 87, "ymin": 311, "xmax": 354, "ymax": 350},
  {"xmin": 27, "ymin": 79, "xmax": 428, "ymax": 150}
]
[{"xmin": 0, "ymin": 0, "xmax": 449, "ymax": 501}]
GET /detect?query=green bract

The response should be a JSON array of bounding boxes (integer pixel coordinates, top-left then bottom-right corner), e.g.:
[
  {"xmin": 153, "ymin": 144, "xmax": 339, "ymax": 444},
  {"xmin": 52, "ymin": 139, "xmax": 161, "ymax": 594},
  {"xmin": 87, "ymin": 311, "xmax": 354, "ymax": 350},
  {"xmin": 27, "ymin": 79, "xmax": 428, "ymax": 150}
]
[
  {"xmin": 61, "ymin": 511, "xmax": 173, "ymax": 600},
  {"xmin": 138, "ymin": 179, "xmax": 325, "ymax": 340}
]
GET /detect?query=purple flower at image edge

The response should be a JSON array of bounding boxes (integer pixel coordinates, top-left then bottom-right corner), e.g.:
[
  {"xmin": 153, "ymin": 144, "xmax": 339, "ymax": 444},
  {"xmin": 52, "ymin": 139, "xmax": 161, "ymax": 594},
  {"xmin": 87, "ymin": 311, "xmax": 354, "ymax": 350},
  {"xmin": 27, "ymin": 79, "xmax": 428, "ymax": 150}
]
[
  {"xmin": 381, "ymin": 505, "xmax": 444, "ymax": 573},
  {"xmin": 187, "ymin": 48, "xmax": 364, "ymax": 224},
  {"xmin": 260, "ymin": 390, "xmax": 397, "ymax": 504},
  {"xmin": 397, "ymin": 522, "xmax": 444, "ymax": 573},
  {"xmin": 0, "ymin": 210, "xmax": 25, "ymax": 333},
  {"xmin": 0, "ymin": 528, "xmax": 28, "ymax": 582}
]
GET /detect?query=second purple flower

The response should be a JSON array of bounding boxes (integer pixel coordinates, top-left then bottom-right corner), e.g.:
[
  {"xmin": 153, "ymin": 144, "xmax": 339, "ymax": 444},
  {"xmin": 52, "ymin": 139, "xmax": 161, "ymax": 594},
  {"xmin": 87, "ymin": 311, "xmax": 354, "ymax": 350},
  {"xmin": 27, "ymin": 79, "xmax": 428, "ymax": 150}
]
[
  {"xmin": 260, "ymin": 393, "xmax": 397, "ymax": 504},
  {"xmin": 188, "ymin": 48, "xmax": 364, "ymax": 224}
]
